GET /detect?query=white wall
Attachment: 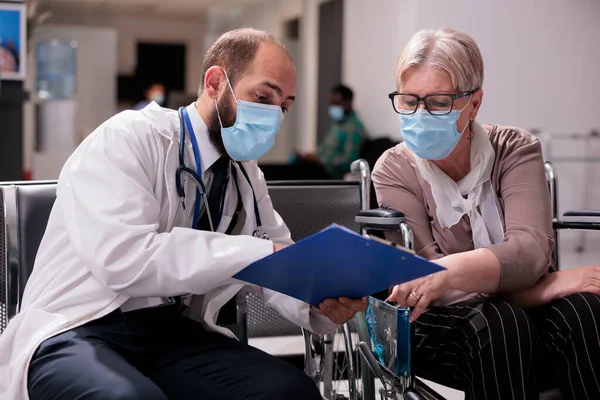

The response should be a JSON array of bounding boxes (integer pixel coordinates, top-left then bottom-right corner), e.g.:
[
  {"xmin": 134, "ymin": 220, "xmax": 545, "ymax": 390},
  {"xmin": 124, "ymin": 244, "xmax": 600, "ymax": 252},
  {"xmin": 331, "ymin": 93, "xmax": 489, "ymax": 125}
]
[
  {"xmin": 343, "ymin": 0, "xmax": 417, "ymax": 140},
  {"xmin": 343, "ymin": 0, "xmax": 600, "ymax": 264},
  {"xmin": 22, "ymin": 7, "xmax": 206, "ymax": 173},
  {"xmin": 204, "ymin": 0, "xmax": 328, "ymax": 162},
  {"xmin": 45, "ymin": 6, "xmax": 206, "ymax": 96},
  {"xmin": 203, "ymin": 0, "xmax": 301, "ymax": 162},
  {"xmin": 24, "ymin": 24, "xmax": 118, "ymax": 177},
  {"xmin": 344, "ymin": 0, "xmax": 600, "ymax": 138}
]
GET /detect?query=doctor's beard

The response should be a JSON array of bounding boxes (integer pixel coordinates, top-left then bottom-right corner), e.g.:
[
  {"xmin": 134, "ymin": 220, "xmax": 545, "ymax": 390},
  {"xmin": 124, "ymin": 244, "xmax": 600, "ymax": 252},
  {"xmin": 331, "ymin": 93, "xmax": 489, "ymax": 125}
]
[{"xmin": 207, "ymin": 90, "xmax": 236, "ymax": 158}]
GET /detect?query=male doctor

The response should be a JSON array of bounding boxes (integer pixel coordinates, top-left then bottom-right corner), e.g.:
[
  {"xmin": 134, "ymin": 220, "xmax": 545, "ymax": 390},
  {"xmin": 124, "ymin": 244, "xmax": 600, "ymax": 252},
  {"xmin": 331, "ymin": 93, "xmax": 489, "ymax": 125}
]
[{"xmin": 0, "ymin": 28, "xmax": 367, "ymax": 400}]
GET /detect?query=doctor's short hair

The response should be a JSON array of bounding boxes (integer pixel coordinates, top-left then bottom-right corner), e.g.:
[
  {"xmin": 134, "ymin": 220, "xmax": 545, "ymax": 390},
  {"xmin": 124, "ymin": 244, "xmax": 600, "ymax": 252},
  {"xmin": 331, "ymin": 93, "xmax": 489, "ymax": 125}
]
[
  {"xmin": 199, "ymin": 28, "xmax": 291, "ymax": 95},
  {"xmin": 395, "ymin": 28, "xmax": 484, "ymax": 93}
]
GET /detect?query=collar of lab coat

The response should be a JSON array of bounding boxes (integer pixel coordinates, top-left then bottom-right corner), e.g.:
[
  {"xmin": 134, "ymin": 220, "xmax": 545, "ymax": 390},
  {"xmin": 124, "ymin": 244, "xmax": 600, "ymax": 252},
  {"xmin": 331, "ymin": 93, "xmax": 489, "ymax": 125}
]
[{"xmin": 185, "ymin": 102, "xmax": 221, "ymax": 173}]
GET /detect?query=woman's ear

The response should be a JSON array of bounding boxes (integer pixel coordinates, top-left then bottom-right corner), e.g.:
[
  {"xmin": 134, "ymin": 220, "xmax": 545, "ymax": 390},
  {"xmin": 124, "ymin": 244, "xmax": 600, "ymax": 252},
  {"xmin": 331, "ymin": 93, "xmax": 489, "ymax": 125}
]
[
  {"xmin": 469, "ymin": 88, "xmax": 484, "ymax": 121},
  {"xmin": 204, "ymin": 67, "xmax": 226, "ymax": 100}
]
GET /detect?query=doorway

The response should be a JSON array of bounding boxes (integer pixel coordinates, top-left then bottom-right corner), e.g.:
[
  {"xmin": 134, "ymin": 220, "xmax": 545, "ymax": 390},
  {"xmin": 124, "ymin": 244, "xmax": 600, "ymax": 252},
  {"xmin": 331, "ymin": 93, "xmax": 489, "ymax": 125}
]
[{"xmin": 135, "ymin": 42, "xmax": 186, "ymax": 105}]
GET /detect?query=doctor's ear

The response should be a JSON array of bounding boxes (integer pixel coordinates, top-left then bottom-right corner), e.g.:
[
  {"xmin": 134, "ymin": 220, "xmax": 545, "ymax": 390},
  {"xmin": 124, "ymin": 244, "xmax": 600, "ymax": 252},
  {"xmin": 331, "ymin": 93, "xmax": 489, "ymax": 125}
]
[{"xmin": 203, "ymin": 66, "xmax": 227, "ymax": 100}]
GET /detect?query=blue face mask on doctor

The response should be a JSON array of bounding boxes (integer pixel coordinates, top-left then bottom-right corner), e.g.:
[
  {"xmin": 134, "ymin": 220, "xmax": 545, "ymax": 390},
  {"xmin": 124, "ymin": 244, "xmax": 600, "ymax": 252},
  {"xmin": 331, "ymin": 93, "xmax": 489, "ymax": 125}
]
[
  {"xmin": 215, "ymin": 72, "xmax": 283, "ymax": 161},
  {"xmin": 399, "ymin": 99, "xmax": 471, "ymax": 160}
]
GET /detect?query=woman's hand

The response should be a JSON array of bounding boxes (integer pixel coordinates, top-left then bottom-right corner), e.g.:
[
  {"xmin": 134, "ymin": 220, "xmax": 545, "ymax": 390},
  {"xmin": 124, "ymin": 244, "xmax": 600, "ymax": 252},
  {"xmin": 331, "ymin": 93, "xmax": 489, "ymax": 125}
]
[
  {"xmin": 504, "ymin": 265, "xmax": 600, "ymax": 309},
  {"xmin": 387, "ymin": 270, "xmax": 452, "ymax": 322},
  {"xmin": 546, "ymin": 266, "xmax": 600, "ymax": 300}
]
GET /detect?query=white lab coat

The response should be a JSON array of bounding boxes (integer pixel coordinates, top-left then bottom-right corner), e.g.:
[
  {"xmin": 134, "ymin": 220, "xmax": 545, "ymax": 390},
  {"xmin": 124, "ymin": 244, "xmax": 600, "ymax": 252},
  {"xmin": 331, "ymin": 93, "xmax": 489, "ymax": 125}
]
[{"xmin": 0, "ymin": 103, "xmax": 338, "ymax": 399}]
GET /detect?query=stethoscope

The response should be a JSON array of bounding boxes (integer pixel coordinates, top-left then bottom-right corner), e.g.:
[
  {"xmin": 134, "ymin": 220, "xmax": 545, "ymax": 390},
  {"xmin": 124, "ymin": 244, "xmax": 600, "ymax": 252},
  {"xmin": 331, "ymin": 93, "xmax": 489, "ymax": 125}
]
[{"xmin": 175, "ymin": 106, "xmax": 269, "ymax": 240}]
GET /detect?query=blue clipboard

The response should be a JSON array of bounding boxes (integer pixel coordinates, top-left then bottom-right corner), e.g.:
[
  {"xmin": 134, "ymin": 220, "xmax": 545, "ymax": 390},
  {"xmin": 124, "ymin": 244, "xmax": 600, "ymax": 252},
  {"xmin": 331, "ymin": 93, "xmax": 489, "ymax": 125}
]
[{"xmin": 233, "ymin": 224, "xmax": 445, "ymax": 307}]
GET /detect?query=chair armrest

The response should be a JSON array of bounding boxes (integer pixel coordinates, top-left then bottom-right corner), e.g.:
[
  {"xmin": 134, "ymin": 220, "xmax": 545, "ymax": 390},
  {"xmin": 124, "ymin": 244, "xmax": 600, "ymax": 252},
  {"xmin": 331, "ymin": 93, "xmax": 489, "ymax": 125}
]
[
  {"xmin": 355, "ymin": 208, "xmax": 406, "ymax": 231},
  {"xmin": 557, "ymin": 209, "xmax": 600, "ymax": 231}
]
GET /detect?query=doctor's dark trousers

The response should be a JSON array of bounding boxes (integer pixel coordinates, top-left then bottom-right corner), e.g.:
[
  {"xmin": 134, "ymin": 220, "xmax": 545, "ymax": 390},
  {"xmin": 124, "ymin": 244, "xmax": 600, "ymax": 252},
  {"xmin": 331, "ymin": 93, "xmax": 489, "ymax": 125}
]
[{"xmin": 27, "ymin": 303, "xmax": 322, "ymax": 400}]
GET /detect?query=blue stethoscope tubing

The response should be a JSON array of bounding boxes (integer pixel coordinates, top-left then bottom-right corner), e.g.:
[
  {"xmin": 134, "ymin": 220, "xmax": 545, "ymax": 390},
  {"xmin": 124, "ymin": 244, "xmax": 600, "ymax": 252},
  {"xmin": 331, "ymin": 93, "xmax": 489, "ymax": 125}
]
[{"xmin": 175, "ymin": 107, "xmax": 266, "ymax": 238}]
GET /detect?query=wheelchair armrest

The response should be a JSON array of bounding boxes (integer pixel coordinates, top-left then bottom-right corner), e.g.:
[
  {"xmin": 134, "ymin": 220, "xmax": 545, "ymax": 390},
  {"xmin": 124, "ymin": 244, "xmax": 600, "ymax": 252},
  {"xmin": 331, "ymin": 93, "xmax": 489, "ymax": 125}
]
[
  {"xmin": 558, "ymin": 209, "xmax": 600, "ymax": 230},
  {"xmin": 355, "ymin": 208, "xmax": 406, "ymax": 231}
]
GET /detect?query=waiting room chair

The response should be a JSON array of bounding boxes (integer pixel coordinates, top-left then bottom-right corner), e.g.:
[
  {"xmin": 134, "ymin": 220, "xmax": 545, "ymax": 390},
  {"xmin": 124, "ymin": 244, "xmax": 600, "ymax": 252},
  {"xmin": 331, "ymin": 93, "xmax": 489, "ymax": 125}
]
[
  {"xmin": 236, "ymin": 175, "xmax": 372, "ymax": 400},
  {"xmin": 259, "ymin": 163, "xmax": 334, "ymax": 181},
  {"xmin": 0, "ymin": 166, "xmax": 374, "ymax": 400},
  {"xmin": 0, "ymin": 182, "xmax": 57, "ymax": 332},
  {"xmin": 237, "ymin": 179, "xmax": 365, "ymax": 340}
]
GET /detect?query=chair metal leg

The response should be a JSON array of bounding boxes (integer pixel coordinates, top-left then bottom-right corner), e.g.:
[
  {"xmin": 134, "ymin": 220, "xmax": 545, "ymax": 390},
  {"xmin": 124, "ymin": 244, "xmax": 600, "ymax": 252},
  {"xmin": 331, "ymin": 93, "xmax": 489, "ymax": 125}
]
[
  {"xmin": 2, "ymin": 186, "xmax": 20, "ymax": 323},
  {"xmin": 235, "ymin": 290, "xmax": 248, "ymax": 345},
  {"xmin": 322, "ymin": 332, "xmax": 335, "ymax": 397}
]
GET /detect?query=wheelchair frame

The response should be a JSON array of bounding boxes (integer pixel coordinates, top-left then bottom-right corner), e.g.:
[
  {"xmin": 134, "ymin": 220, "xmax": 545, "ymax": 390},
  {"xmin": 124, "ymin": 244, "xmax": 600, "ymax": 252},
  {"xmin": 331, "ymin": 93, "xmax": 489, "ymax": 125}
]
[{"xmin": 351, "ymin": 160, "xmax": 600, "ymax": 400}]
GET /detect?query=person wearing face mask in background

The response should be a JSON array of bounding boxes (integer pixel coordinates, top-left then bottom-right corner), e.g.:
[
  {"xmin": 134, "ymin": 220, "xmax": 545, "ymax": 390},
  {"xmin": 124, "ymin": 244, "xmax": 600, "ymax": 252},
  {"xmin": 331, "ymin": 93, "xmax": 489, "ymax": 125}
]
[
  {"xmin": 0, "ymin": 28, "xmax": 367, "ymax": 400},
  {"xmin": 296, "ymin": 84, "xmax": 365, "ymax": 178},
  {"xmin": 132, "ymin": 80, "xmax": 166, "ymax": 110},
  {"xmin": 372, "ymin": 28, "xmax": 600, "ymax": 400}
]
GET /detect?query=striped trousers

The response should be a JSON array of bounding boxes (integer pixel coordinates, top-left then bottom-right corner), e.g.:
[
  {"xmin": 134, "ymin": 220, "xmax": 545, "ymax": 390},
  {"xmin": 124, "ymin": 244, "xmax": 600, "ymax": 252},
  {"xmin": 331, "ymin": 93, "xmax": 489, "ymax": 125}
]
[{"xmin": 413, "ymin": 293, "xmax": 600, "ymax": 400}]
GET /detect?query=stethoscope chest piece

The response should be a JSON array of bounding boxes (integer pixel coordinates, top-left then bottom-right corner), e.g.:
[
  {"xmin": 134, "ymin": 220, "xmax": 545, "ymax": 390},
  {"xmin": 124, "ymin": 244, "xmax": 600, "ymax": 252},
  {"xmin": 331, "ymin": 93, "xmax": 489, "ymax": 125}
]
[{"xmin": 253, "ymin": 230, "xmax": 270, "ymax": 240}]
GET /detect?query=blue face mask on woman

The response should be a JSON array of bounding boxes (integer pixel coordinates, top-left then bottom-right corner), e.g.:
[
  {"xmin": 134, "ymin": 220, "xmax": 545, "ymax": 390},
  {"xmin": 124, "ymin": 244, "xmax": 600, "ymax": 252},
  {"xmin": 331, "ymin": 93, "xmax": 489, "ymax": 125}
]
[
  {"xmin": 399, "ymin": 101, "xmax": 471, "ymax": 160},
  {"xmin": 216, "ymin": 72, "xmax": 283, "ymax": 161}
]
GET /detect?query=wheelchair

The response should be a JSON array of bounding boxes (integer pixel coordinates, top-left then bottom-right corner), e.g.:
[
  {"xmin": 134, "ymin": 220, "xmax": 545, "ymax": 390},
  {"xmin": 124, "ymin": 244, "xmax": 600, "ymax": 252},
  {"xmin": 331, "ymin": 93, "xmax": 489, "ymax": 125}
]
[{"xmin": 327, "ymin": 160, "xmax": 600, "ymax": 400}]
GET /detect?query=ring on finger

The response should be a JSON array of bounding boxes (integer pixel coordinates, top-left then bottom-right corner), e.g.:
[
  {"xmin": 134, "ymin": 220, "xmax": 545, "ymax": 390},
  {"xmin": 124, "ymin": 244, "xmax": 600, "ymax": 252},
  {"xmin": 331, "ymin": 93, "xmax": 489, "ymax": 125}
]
[{"xmin": 409, "ymin": 291, "xmax": 422, "ymax": 302}]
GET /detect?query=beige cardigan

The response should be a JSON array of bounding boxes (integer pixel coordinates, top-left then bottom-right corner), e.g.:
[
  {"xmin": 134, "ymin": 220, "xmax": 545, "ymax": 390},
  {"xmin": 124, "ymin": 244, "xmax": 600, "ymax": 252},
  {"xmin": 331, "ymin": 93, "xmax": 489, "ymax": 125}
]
[{"xmin": 372, "ymin": 124, "xmax": 555, "ymax": 303}]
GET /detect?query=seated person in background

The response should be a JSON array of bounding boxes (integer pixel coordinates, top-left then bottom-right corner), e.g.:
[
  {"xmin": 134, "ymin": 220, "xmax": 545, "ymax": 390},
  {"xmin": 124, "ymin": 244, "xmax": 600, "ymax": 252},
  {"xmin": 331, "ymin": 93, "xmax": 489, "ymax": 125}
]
[
  {"xmin": 297, "ymin": 84, "xmax": 365, "ymax": 178},
  {"xmin": 0, "ymin": 28, "xmax": 366, "ymax": 400},
  {"xmin": 373, "ymin": 27, "xmax": 600, "ymax": 400},
  {"xmin": 133, "ymin": 80, "xmax": 166, "ymax": 110}
]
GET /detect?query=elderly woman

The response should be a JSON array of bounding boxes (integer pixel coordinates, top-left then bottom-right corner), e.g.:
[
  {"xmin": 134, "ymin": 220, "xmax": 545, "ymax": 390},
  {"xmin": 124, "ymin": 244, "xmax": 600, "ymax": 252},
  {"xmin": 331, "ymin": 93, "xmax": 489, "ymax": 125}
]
[{"xmin": 372, "ymin": 28, "xmax": 600, "ymax": 400}]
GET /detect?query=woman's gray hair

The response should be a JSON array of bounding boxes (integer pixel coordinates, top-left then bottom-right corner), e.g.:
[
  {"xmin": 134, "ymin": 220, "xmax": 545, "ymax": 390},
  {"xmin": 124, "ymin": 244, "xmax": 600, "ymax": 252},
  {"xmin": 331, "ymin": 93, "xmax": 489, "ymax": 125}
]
[{"xmin": 395, "ymin": 28, "xmax": 484, "ymax": 93}]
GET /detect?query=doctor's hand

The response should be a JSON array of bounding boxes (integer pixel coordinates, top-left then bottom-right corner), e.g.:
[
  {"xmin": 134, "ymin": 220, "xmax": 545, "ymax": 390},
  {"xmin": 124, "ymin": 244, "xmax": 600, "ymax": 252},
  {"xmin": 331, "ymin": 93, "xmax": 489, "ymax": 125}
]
[
  {"xmin": 311, "ymin": 297, "xmax": 368, "ymax": 325},
  {"xmin": 273, "ymin": 242, "xmax": 289, "ymax": 252},
  {"xmin": 387, "ymin": 269, "xmax": 451, "ymax": 322}
]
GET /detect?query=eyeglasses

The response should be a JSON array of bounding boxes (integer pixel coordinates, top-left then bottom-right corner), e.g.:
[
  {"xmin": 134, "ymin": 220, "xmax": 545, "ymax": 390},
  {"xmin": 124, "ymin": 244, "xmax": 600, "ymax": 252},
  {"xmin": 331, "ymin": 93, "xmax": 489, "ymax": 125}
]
[{"xmin": 388, "ymin": 89, "xmax": 477, "ymax": 116}]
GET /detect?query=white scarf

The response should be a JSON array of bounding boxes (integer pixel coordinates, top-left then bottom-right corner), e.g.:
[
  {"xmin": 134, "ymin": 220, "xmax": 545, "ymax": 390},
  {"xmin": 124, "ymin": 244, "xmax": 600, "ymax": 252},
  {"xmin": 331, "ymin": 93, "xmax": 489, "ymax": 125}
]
[{"xmin": 413, "ymin": 121, "xmax": 504, "ymax": 249}]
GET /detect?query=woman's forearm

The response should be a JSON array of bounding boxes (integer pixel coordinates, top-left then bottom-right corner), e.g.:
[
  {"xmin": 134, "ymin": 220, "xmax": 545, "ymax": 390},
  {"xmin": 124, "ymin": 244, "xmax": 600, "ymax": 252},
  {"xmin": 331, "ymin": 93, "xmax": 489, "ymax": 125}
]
[
  {"xmin": 436, "ymin": 248, "xmax": 502, "ymax": 294},
  {"xmin": 502, "ymin": 273, "xmax": 557, "ymax": 309},
  {"xmin": 439, "ymin": 248, "xmax": 559, "ymax": 308}
]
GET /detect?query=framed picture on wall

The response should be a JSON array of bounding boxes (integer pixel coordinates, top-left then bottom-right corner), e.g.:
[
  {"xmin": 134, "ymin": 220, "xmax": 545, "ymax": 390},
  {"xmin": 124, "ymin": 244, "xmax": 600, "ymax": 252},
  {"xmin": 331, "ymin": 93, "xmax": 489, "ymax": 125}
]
[{"xmin": 0, "ymin": 1, "xmax": 27, "ymax": 81}]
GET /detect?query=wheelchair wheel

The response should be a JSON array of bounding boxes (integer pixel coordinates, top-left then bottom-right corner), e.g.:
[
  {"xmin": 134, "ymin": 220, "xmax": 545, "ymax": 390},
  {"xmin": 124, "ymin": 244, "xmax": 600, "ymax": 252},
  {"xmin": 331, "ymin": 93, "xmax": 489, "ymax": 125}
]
[
  {"xmin": 319, "ymin": 314, "xmax": 376, "ymax": 400},
  {"xmin": 321, "ymin": 325, "xmax": 356, "ymax": 399}
]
